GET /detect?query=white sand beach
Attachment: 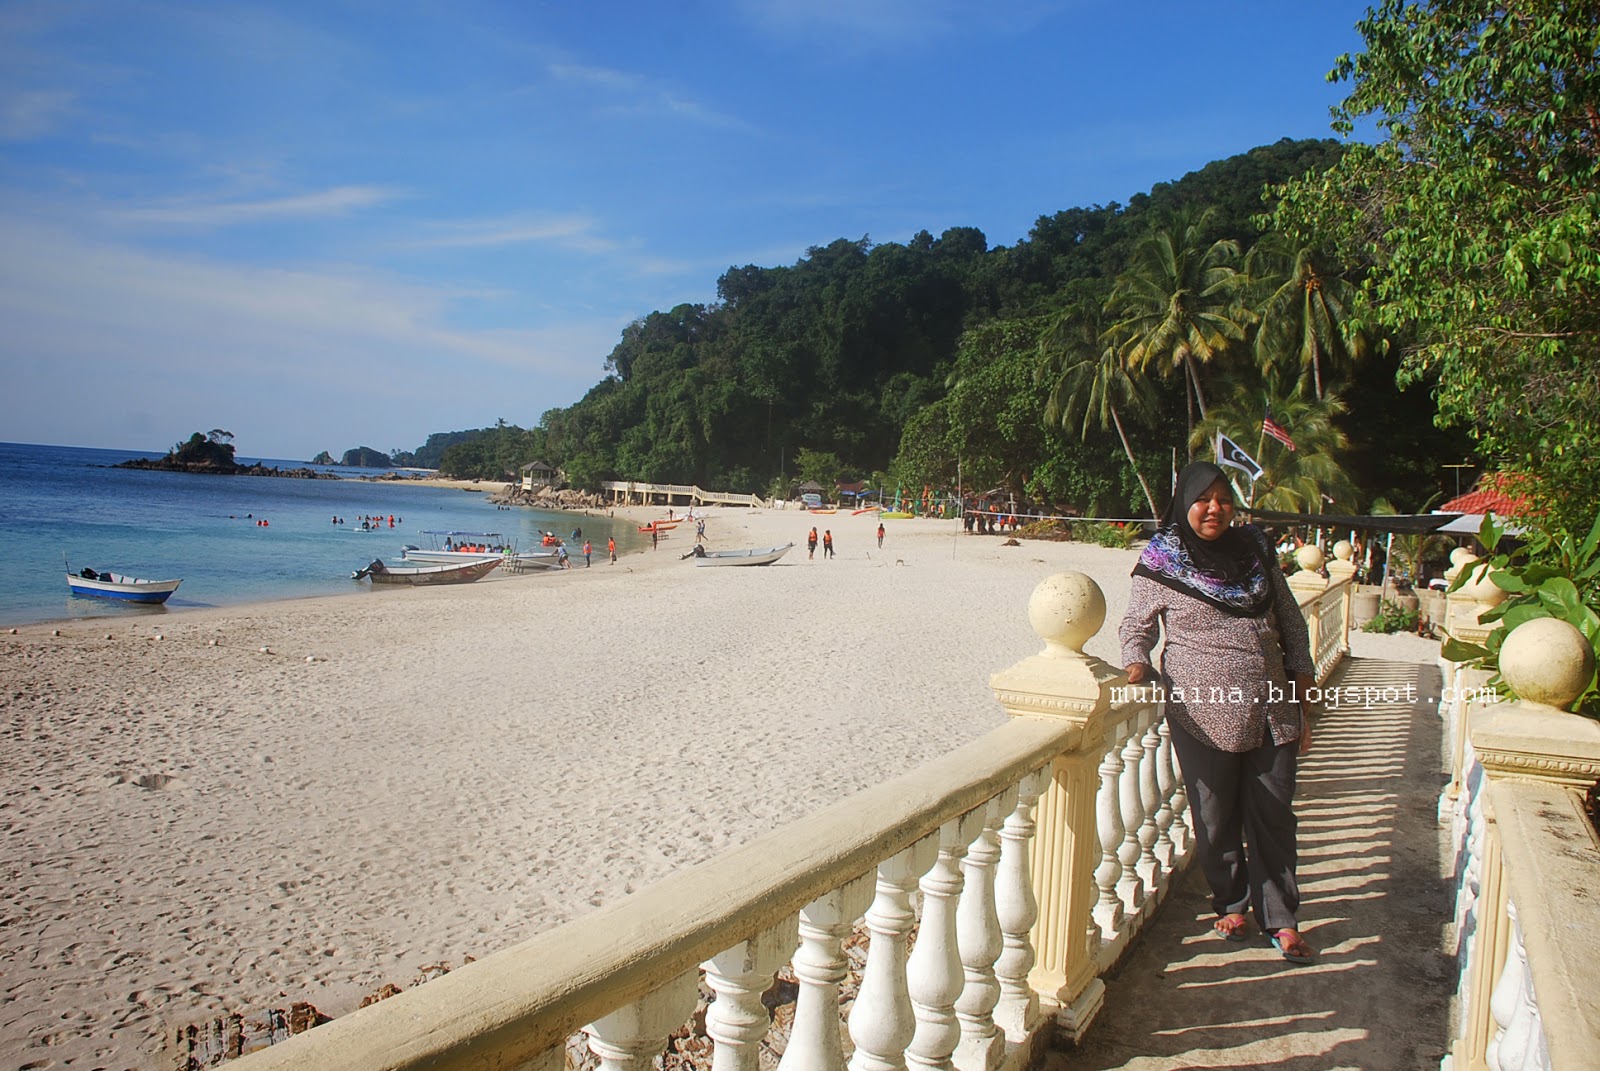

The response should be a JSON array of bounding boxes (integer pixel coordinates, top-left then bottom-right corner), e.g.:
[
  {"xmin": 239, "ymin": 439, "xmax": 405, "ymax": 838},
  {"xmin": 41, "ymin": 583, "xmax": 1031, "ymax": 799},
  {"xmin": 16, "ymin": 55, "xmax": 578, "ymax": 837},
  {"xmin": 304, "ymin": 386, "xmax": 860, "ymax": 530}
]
[{"xmin": 0, "ymin": 507, "xmax": 1436, "ymax": 1069}]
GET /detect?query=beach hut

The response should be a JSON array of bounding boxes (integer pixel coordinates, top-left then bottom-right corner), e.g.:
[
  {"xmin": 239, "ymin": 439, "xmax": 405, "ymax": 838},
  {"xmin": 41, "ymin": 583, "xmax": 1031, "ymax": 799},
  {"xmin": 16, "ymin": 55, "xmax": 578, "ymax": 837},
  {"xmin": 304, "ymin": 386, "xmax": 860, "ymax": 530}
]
[{"xmin": 520, "ymin": 460, "xmax": 556, "ymax": 492}]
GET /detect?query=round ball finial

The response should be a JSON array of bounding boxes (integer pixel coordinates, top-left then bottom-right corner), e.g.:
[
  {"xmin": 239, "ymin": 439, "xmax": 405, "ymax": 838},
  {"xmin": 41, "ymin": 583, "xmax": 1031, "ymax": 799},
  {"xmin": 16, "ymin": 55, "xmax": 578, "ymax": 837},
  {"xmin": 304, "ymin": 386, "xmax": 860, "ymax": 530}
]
[
  {"xmin": 1294, "ymin": 544, "xmax": 1326, "ymax": 572},
  {"xmin": 1460, "ymin": 562, "xmax": 1508, "ymax": 607},
  {"xmin": 1332, "ymin": 540, "xmax": 1353, "ymax": 562},
  {"xmin": 1028, "ymin": 572, "xmax": 1106, "ymax": 656},
  {"xmin": 1450, "ymin": 547, "xmax": 1477, "ymax": 568},
  {"xmin": 1500, "ymin": 617, "xmax": 1595, "ymax": 711}
]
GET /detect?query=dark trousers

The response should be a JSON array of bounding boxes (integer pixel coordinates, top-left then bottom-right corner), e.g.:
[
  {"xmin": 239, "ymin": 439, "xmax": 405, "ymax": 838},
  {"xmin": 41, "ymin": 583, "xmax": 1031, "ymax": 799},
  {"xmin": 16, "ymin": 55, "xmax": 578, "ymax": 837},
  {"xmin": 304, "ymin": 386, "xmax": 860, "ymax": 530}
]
[{"xmin": 1167, "ymin": 714, "xmax": 1300, "ymax": 932}]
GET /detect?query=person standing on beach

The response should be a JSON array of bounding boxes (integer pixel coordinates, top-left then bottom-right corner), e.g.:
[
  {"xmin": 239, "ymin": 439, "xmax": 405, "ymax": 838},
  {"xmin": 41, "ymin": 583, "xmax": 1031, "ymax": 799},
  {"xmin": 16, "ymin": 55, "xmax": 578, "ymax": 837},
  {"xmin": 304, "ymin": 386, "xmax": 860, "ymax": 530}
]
[
  {"xmin": 807, "ymin": 527, "xmax": 818, "ymax": 559},
  {"xmin": 608, "ymin": 536, "xmax": 617, "ymax": 563},
  {"xmin": 651, "ymin": 526, "xmax": 659, "ymax": 551},
  {"xmin": 583, "ymin": 540, "xmax": 592, "ymax": 567},
  {"xmin": 823, "ymin": 530, "xmax": 834, "ymax": 558},
  {"xmin": 877, "ymin": 522, "xmax": 885, "ymax": 549}
]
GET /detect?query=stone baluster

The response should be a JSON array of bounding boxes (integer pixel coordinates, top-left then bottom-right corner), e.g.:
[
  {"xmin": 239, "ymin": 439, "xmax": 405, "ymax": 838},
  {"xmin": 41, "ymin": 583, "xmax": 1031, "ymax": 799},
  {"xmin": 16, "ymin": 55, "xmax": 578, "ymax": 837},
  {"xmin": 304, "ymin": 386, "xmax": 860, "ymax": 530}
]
[
  {"xmin": 1162, "ymin": 721, "xmax": 1191, "ymax": 856},
  {"xmin": 993, "ymin": 768, "xmax": 1047, "ymax": 1042},
  {"xmin": 780, "ymin": 875, "xmax": 876, "ymax": 1071},
  {"xmin": 990, "ymin": 572, "xmax": 1125, "ymax": 1042},
  {"xmin": 1153, "ymin": 720, "xmax": 1180, "ymax": 866},
  {"xmin": 953, "ymin": 791, "xmax": 1013, "ymax": 1071},
  {"xmin": 705, "ymin": 920, "xmax": 802, "ymax": 1071},
  {"xmin": 1092, "ymin": 745, "xmax": 1125, "ymax": 939},
  {"xmin": 848, "ymin": 836, "xmax": 939, "ymax": 1071},
  {"xmin": 584, "ymin": 969, "xmax": 702, "ymax": 1071},
  {"xmin": 1115, "ymin": 735, "xmax": 1146, "ymax": 915},
  {"xmin": 907, "ymin": 814, "xmax": 981, "ymax": 1071},
  {"xmin": 1485, "ymin": 901, "xmax": 1549, "ymax": 1071},
  {"xmin": 1136, "ymin": 722, "xmax": 1163, "ymax": 892}
]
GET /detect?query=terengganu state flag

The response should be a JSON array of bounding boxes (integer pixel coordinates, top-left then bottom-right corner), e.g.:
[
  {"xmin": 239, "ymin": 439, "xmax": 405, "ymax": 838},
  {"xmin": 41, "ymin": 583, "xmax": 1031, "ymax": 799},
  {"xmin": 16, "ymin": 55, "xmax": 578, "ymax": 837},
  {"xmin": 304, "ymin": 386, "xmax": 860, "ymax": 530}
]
[{"xmin": 1216, "ymin": 433, "xmax": 1264, "ymax": 481}]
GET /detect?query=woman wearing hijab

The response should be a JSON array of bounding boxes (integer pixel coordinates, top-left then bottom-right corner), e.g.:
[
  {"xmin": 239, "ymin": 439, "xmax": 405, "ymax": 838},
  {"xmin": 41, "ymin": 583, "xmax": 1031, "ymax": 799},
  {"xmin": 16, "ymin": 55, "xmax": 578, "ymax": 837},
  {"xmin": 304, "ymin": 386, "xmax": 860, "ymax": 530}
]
[{"xmin": 1118, "ymin": 462, "xmax": 1318, "ymax": 964}]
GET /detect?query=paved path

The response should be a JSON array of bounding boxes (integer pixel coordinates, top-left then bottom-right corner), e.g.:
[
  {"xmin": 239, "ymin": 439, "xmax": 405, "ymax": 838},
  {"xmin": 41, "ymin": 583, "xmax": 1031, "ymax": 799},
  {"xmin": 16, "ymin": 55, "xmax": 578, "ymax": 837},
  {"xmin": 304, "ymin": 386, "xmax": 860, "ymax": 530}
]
[{"xmin": 1056, "ymin": 655, "xmax": 1457, "ymax": 1071}]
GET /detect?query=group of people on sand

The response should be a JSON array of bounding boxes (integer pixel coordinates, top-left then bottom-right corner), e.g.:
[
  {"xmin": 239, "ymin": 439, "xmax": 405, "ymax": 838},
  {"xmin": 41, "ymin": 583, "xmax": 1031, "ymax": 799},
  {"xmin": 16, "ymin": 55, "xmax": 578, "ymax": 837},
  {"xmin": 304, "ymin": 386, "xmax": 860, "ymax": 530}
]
[
  {"xmin": 964, "ymin": 511, "xmax": 1017, "ymax": 535},
  {"xmin": 805, "ymin": 527, "xmax": 835, "ymax": 559}
]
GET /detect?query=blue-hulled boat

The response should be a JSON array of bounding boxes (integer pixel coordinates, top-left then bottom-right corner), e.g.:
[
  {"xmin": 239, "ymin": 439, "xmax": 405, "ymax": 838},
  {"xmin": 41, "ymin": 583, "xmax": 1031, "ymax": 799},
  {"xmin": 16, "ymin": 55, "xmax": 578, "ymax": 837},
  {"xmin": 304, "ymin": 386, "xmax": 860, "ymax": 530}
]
[{"xmin": 66, "ymin": 568, "xmax": 183, "ymax": 603}]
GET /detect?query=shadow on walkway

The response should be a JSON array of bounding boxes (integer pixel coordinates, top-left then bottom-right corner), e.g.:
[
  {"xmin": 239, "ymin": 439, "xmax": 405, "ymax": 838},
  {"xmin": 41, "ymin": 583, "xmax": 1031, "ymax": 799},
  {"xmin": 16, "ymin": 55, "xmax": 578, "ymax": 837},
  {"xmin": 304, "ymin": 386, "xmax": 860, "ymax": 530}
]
[{"xmin": 1055, "ymin": 656, "xmax": 1456, "ymax": 1071}]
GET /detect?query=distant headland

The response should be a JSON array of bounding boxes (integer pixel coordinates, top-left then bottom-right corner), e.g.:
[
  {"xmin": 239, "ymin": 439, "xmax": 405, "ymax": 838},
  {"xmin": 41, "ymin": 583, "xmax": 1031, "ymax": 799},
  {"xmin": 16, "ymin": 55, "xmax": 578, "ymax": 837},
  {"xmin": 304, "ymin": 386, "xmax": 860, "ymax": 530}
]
[{"xmin": 115, "ymin": 430, "xmax": 338, "ymax": 479}]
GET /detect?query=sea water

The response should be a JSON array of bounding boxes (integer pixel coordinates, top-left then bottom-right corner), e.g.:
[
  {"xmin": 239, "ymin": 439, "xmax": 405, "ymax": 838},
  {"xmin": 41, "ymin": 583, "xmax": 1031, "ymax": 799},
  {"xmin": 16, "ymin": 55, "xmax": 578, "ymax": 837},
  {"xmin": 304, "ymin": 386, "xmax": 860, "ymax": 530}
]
[{"xmin": 0, "ymin": 442, "xmax": 637, "ymax": 626}]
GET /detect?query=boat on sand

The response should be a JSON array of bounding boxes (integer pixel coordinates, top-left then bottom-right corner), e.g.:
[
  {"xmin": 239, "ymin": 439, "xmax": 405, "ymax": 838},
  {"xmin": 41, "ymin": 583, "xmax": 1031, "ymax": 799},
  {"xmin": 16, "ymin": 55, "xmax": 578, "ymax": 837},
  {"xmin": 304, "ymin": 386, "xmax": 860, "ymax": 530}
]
[
  {"xmin": 352, "ymin": 558, "xmax": 501, "ymax": 585},
  {"xmin": 686, "ymin": 543, "xmax": 793, "ymax": 567}
]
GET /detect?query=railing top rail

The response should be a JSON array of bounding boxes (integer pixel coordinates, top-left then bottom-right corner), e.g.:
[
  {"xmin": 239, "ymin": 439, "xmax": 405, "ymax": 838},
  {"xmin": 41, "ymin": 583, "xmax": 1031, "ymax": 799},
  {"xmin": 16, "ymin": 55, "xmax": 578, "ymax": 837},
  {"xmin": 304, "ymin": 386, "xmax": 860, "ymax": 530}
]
[
  {"xmin": 237, "ymin": 711, "xmax": 1096, "ymax": 1070},
  {"xmin": 1484, "ymin": 777, "xmax": 1600, "ymax": 1069}
]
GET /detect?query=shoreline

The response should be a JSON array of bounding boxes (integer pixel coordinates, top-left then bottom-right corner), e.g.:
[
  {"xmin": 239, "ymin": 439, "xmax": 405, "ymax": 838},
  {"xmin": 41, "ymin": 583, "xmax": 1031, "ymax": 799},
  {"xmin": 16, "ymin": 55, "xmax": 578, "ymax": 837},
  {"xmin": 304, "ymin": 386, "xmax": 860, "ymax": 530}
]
[{"xmin": 0, "ymin": 506, "xmax": 1438, "ymax": 1068}]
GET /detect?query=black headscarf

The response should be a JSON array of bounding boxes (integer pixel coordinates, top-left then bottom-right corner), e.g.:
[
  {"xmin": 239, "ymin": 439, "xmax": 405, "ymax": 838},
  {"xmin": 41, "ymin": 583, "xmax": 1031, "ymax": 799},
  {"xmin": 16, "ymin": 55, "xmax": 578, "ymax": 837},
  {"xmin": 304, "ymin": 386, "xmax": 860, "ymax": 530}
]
[{"xmin": 1133, "ymin": 461, "xmax": 1274, "ymax": 616}]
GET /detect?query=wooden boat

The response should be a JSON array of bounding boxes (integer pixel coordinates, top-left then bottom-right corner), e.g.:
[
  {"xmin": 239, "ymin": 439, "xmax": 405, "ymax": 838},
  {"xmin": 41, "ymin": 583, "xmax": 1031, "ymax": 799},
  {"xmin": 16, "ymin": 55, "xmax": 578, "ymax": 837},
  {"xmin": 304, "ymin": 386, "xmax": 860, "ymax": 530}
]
[
  {"xmin": 639, "ymin": 520, "xmax": 682, "ymax": 532},
  {"xmin": 691, "ymin": 543, "xmax": 794, "ymax": 567},
  {"xmin": 352, "ymin": 558, "xmax": 501, "ymax": 585},
  {"xmin": 66, "ymin": 568, "xmax": 183, "ymax": 603}
]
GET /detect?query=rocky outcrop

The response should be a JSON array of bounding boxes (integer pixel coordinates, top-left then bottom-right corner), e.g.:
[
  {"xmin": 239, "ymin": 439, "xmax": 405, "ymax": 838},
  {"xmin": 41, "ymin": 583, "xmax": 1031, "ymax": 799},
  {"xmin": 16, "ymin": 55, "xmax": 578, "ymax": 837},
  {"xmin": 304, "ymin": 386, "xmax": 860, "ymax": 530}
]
[{"xmin": 114, "ymin": 457, "xmax": 339, "ymax": 479}]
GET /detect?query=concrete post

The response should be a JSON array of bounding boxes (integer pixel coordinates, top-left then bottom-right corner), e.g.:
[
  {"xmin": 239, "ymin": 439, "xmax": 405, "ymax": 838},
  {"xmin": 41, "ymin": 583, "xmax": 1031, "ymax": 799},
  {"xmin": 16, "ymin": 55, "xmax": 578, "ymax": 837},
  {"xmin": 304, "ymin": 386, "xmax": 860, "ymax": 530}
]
[{"xmin": 988, "ymin": 573, "xmax": 1123, "ymax": 1042}]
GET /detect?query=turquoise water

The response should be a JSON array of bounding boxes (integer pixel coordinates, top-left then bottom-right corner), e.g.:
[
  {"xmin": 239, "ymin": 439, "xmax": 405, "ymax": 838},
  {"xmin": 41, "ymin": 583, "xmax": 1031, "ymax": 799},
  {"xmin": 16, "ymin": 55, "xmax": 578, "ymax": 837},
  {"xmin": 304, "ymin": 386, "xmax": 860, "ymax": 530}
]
[{"xmin": 0, "ymin": 442, "xmax": 636, "ymax": 626}]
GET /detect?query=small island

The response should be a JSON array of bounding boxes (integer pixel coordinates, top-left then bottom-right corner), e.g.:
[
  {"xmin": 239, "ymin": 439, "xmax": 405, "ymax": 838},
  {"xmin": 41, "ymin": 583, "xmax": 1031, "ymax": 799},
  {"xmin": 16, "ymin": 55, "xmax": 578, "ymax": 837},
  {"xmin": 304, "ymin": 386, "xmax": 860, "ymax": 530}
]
[
  {"xmin": 310, "ymin": 451, "xmax": 335, "ymax": 465},
  {"xmin": 116, "ymin": 430, "xmax": 339, "ymax": 479}
]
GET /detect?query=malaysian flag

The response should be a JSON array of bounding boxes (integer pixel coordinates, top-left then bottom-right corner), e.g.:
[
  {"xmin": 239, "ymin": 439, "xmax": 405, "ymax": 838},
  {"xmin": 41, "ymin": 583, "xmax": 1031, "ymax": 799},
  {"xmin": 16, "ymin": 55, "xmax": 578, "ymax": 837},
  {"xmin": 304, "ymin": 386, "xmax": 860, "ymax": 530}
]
[{"xmin": 1262, "ymin": 409, "xmax": 1297, "ymax": 451}]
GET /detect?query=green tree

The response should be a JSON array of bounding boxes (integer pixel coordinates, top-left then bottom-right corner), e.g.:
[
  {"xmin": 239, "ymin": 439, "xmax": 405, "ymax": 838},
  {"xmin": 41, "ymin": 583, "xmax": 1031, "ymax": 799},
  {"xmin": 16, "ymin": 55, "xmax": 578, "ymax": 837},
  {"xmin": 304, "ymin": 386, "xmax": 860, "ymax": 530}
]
[
  {"xmin": 1194, "ymin": 382, "xmax": 1356, "ymax": 513},
  {"xmin": 1245, "ymin": 235, "xmax": 1374, "ymax": 400},
  {"xmin": 1271, "ymin": 0, "xmax": 1600, "ymax": 529},
  {"xmin": 1038, "ymin": 300, "xmax": 1161, "ymax": 517},
  {"xmin": 1106, "ymin": 206, "xmax": 1248, "ymax": 449}
]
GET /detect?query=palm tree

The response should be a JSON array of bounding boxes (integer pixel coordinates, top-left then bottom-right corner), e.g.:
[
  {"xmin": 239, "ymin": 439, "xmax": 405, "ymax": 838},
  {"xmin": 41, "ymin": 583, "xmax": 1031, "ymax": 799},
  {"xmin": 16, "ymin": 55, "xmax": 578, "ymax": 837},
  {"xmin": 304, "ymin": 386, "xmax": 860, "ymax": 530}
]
[
  {"xmin": 1038, "ymin": 301, "xmax": 1161, "ymax": 517},
  {"xmin": 1245, "ymin": 235, "xmax": 1373, "ymax": 400},
  {"xmin": 1105, "ymin": 206, "xmax": 1249, "ymax": 453},
  {"xmin": 1192, "ymin": 380, "xmax": 1355, "ymax": 513}
]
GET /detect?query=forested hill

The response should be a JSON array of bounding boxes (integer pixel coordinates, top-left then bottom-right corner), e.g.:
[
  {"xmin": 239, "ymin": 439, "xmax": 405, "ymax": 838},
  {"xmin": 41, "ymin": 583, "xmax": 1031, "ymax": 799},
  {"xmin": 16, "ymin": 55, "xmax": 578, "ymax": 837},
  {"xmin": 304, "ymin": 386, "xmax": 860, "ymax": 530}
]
[{"xmin": 435, "ymin": 137, "xmax": 1463, "ymax": 515}]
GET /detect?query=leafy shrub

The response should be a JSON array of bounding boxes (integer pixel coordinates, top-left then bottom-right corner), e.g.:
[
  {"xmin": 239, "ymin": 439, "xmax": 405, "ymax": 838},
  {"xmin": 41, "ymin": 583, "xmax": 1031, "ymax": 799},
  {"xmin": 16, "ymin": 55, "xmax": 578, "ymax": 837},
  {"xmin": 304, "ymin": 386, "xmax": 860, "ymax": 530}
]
[
  {"xmin": 1071, "ymin": 521, "xmax": 1142, "ymax": 549},
  {"xmin": 1363, "ymin": 600, "xmax": 1420, "ymax": 634}
]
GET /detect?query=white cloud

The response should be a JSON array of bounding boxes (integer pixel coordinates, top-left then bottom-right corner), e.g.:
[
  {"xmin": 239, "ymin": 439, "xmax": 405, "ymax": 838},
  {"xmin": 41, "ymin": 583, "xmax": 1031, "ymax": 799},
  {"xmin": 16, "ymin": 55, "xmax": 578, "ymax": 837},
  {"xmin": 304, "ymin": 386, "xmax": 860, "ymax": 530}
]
[
  {"xmin": 106, "ymin": 185, "xmax": 399, "ymax": 227},
  {"xmin": 730, "ymin": 0, "xmax": 1065, "ymax": 47},
  {"xmin": 544, "ymin": 59, "xmax": 757, "ymax": 133},
  {"xmin": 406, "ymin": 213, "xmax": 618, "ymax": 253},
  {"xmin": 0, "ymin": 87, "xmax": 75, "ymax": 140},
  {"xmin": 0, "ymin": 215, "xmax": 625, "ymax": 456}
]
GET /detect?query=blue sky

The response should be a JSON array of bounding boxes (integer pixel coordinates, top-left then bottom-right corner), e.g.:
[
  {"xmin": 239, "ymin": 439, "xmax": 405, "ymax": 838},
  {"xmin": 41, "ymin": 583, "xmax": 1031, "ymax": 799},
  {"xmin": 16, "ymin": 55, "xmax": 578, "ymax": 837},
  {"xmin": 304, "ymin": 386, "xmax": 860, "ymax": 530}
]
[{"xmin": 1, "ymin": 1, "xmax": 1373, "ymax": 461}]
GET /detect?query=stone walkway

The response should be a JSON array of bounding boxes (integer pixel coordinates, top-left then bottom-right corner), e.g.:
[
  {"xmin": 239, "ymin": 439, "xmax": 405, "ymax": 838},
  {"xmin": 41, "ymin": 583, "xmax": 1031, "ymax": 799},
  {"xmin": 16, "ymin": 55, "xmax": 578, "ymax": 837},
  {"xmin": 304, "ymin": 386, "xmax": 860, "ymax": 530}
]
[{"xmin": 1056, "ymin": 655, "xmax": 1456, "ymax": 1071}]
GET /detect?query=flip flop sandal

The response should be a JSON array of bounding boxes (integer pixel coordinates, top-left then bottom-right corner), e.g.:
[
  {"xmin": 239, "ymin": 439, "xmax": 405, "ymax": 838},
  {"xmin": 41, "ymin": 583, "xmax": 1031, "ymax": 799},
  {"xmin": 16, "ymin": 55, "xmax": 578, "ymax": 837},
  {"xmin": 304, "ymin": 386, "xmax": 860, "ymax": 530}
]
[
  {"xmin": 1213, "ymin": 914, "xmax": 1249, "ymax": 942},
  {"xmin": 1271, "ymin": 929, "xmax": 1315, "ymax": 964}
]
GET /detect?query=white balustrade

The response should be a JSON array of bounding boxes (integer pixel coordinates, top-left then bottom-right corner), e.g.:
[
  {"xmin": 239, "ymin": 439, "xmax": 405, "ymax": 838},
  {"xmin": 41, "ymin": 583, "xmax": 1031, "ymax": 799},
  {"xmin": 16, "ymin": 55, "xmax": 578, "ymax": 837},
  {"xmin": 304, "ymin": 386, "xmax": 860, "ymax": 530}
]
[
  {"xmin": 850, "ymin": 837, "xmax": 939, "ymax": 1071},
  {"xmin": 954, "ymin": 792, "xmax": 1011, "ymax": 1071},
  {"xmin": 1136, "ymin": 724, "xmax": 1163, "ymax": 892},
  {"xmin": 1092, "ymin": 747, "xmax": 1125, "ymax": 939},
  {"xmin": 229, "ymin": 572, "xmax": 1183, "ymax": 1071},
  {"xmin": 584, "ymin": 970, "xmax": 701, "ymax": 1071},
  {"xmin": 993, "ymin": 770, "xmax": 1046, "ymax": 1042},
  {"xmin": 1115, "ymin": 736, "xmax": 1146, "ymax": 914},
  {"xmin": 1486, "ymin": 901, "xmax": 1550, "ymax": 1071},
  {"xmin": 705, "ymin": 921, "xmax": 802, "ymax": 1071},
  {"xmin": 908, "ymin": 817, "xmax": 978, "ymax": 1071},
  {"xmin": 780, "ymin": 876, "xmax": 876, "ymax": 1071}
]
